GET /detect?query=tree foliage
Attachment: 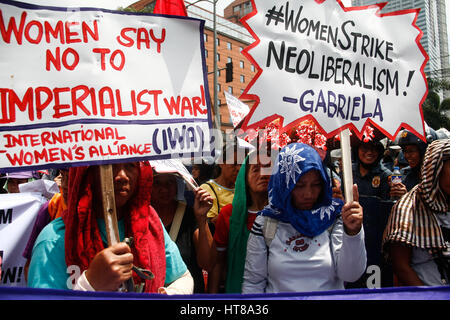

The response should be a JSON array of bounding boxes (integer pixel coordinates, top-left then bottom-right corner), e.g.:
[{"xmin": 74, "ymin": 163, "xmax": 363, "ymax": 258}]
[
  {"xmin": 423, "ymin": 77, "xmax": 450, "ymax": 130},
  {"xmin": 440, "ymin": 98, "xmax": 450, "ymax": 111}
]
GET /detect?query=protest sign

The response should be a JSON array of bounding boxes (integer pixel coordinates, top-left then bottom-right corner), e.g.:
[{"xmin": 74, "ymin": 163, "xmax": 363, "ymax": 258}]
[
  {"xmin": 0, "ymin": 0, "xmax": 213, "ymax": 173},
  {"xmin": 0, "ymin": 193, "xmax": 46, "ymax": 287},
  {"xmin": 239, "ymin": 0, "xmax": 428, "ymax": 142},
  {"xmin": 224, "ymin": 91, "xmax": 250, "ymax": 128}
]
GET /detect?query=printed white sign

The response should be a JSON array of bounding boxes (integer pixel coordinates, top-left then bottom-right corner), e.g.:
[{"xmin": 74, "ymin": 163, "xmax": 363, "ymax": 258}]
[
  {"xmin": 0, "ymin": 193, "xmax": 46, "ymax": 287},
  {"xmin": 240, "ymin": 0, "xmax": 428, "ymax": 141}
]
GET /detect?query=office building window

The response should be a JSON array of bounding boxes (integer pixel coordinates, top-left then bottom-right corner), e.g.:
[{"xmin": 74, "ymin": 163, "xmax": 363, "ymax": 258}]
[
  {"xmin": 240, "ymin": 60, "xmax": 244, "ymax": 68},
  {"xmin": 240, "ymin": 75, "xmax": 245, "ymax": 83},
  {"xmin": 243, "ymin": 1, "xmax": 252, "ymax": 15},
  {"xmin": 227, "ymin": 42, "xmax": 232, "ymax": 50}
]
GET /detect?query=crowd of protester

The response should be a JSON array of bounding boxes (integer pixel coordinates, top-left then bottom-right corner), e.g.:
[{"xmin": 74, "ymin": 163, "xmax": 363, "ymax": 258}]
[{"xmin": 1, "ymin": 125, "xmax": 449, "ymax": 294}]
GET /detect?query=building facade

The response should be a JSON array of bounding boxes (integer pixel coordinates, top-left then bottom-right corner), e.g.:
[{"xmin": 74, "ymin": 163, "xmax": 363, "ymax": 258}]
[{"xmin": 351, "ymin": 0, "xmax": 450, "ymax": 92}]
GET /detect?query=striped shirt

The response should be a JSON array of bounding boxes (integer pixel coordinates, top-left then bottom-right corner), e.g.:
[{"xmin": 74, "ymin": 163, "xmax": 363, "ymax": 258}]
[{"xmin": 383, "ymin": 139, "xmax": 450, "ymax": 251}]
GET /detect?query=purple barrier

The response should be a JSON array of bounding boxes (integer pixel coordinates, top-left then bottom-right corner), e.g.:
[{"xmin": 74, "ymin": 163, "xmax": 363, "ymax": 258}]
[{"xmin": 1, "ymin": 285, "xmax": 449, "ymax": 300}]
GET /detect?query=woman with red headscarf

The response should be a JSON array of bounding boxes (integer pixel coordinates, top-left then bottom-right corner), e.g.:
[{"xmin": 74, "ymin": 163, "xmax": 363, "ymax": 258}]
[
  {"xmin": 383, "ymin": 139, "xmax": 450, "ymax": 286},
  {"xmin": 27, "ymin": 162, "xmax": 204, "ymax": 294}
]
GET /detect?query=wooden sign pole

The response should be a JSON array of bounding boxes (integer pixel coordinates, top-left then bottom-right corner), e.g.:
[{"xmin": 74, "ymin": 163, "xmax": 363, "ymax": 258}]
[
  {"xmin": 99, "ymin": 164, "xmax": 136, "ymax": 292},
  {"xmin": 99, "ymin": 164, "xmax": 120, "ymax": 246}
]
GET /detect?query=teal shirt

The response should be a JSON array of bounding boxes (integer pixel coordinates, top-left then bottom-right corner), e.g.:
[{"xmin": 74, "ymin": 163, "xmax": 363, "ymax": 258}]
[{"xmin": 28, "ymin": 217, "xmax": 187, "ymax": 290}]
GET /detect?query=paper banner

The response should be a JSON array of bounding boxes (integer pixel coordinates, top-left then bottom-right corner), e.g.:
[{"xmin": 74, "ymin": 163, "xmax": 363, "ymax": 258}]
[
  {"xmin": 224, "ymin": 91, "xmax": 250, "ymax": 128},
  {"xmin": 0, "ymin": 193, "xmax": 46, "ymax": 287}
]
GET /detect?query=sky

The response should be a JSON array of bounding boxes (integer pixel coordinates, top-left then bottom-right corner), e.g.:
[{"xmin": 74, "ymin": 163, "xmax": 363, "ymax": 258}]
[{"xmin": 208, "ymin": 0, "xmax": 450, "ymax": 65}]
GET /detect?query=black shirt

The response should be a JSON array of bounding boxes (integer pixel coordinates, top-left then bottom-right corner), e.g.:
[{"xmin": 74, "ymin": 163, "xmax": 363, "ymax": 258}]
[{"xmin": 352, "ymin": 162, "xmax": 392, "ymax": 200}]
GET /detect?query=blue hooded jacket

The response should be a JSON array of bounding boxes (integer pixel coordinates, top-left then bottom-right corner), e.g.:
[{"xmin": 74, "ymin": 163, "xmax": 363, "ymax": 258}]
[{"xmin": 261, "ymin": 143, "xmax": 343, "ymax": 238}]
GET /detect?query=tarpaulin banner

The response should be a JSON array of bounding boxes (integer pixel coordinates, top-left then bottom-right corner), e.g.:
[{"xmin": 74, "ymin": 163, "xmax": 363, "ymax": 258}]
[
  {"xmin": 0, "ymin": 0, "xmax": 213, "ymax": 173},
  {"xmin": 0, "ymin": 193, "xmax": 46, "ymax": 287}
]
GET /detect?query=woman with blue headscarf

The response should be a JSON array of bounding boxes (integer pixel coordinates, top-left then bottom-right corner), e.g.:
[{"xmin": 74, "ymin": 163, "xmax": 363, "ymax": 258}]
[{"xmin": 242, "ymin": 143, "xmax": 366, "ymax": 293}]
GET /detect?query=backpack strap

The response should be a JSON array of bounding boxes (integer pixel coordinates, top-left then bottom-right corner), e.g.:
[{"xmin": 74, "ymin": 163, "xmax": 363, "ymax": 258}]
[{"xmin": 168, "ymin": 201, "xmax": 186, "ymax": 242}]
